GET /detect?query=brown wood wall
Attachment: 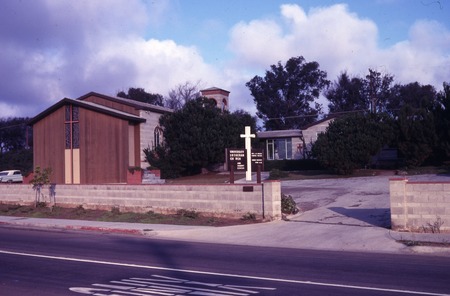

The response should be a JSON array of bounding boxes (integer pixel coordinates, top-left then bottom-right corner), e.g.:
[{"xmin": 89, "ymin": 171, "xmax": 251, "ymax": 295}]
[
  {"xmin": 79, "ymin": 108, "xmax": 130, "ymax": 184},
  {"xmin": 33, "ymin": 107, "xmax": 66, "ymax": 184},
  {"xmin": 133, "ymin": 123, "xmax": 140, "ymax": 166},
  {"xmin": 33, "ymin": 103, "xmax": 141, "ymax": 184},
  {"xmin": 82, "ymin": 95, "xmax": 140, "ymax": 116}
]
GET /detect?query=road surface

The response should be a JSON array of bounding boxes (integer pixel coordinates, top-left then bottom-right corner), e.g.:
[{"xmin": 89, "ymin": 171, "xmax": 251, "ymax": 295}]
[{"xmin": 1, "ymin": 226, "xmax": 450, "ymax": 295}]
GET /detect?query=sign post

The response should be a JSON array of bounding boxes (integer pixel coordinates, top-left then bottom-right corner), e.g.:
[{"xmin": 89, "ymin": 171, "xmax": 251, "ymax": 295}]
[
  {"xmin": 240, "ymin": 126, "xmax": 255, "ymax": 181},
  {"xmin": 251, "ymin": 149, "xmax": 264, "ymax": 184}
]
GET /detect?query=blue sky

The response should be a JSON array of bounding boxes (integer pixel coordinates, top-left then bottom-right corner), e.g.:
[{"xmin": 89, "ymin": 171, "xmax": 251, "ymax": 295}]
[{"xmin": 0, "ymin": 0, "xmax": 449, "ymax": 118}]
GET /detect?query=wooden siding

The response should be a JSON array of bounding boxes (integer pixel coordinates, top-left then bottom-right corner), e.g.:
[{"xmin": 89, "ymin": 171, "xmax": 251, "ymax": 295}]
[
  {"xmin": 82, "ymin": 95, "xmax": 140, "ymax": 116},
  {"xmin": 32, "ymin": 107, "xmax": 66, "ymax": 184},
  {"xmin": 132, "ymin": 123, "xmax": 140, "ymax": 166},
  {"xmin": 79, "ymin": 108, "xmax": 129, "ymax": 184}
]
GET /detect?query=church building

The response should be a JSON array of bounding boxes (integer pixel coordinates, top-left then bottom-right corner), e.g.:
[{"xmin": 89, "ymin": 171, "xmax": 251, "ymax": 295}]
[{"xmin": 28, "ymin": 92, "xmax": 172, "ymax": 184}]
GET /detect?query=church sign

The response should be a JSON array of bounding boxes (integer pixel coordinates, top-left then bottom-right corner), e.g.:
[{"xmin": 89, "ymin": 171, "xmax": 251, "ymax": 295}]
[
  {"xmin": 251, "ymin": 149, "xmax": 264, "ymax": 170},
  {"xmin": 227, "ymin": 149, "xmax": 246, "ymax": 171},
  {"xmin": 227, "ymin": 126, "xmax": 263, "ymax": 183}
]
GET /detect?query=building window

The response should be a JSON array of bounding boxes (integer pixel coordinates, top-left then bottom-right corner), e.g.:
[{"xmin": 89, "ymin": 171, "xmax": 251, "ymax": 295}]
[
  {"xmin": 154, "ymin": 126, "xmax": 163, "ymax": 148},
  {"xmin": 221, "ymin": 99, "xmax": 227, "ymax": 111},
  {"xmin": 266, "ymin": 138, "xmax": 292, "ymax": 160},
  {"xmin": 65, "ymin": 105, "xmax": 79, "ymax": 149}
]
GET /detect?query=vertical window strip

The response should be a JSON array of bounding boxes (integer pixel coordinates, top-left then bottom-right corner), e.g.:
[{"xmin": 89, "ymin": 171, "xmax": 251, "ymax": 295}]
[
  {"xmin": 287, "ymin": 138, "xmax": 292, "ymax": 159},
  {"xmin": 72, "ymin": 123, "xmax": 80, "ymax": 148},
  {"xmin": 64, "ymin": 105, "xmax": 80, "ymax": 149},
  {"xmin": 65, "ymin": 123, "xmax": 71, "ymax": 149}
]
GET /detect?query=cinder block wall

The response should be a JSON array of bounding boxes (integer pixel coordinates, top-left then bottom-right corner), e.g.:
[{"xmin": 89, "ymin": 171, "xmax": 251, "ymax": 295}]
[
  {"xmin": 390, "ymin": 178, "xmax": 450, "ymax": 232},
  {"xmin": 0, "ymin": 181, "xmax": 281, "ymax": 220}
]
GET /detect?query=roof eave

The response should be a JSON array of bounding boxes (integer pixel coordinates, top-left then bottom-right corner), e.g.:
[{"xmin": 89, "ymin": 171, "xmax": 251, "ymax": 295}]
[{"xmin": 28, "ymin": 98, "xmax": 146, "ymax": 126}]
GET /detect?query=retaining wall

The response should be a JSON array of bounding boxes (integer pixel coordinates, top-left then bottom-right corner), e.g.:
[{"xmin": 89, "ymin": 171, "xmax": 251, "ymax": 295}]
[
  {"xmin": 0, "ymin": 181, "xmax": 281, "ymax": 220},
  {"xmin": 390, "ymin": 178, "xmax": 450, "ymax": 232}
]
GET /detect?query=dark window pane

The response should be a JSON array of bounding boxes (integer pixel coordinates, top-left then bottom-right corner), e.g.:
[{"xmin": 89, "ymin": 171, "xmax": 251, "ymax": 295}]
[
  {"xmin": 267, "ymin": 139, "xmax": 274, "ymax": 160},
  {"xmin": 65, "ymin": 123, "xmax": 71, "ymax": 149},
  {"xmin": 287, "ymin": 138, "xmax": 292, "ymax": 159},
  {"xmin": 275, "ymin": 139, "xmax": 285, "ymax": 159},
  {"xmin": 65, "ymin": 105, "xmax": 70, "ymax": 121},
  {"xmin": 72, "ymin": 123, "xmax": 79, "ymax": 148},
  {"xmin": 72, "ymin": 106, "xmax": 79, "ymax": 121}
]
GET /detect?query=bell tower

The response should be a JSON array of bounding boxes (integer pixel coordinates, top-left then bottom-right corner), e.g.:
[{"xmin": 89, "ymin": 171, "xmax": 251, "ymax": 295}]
[{"xmin": 200, "ymin": 87, "xmax": 230, "ymax": 111}]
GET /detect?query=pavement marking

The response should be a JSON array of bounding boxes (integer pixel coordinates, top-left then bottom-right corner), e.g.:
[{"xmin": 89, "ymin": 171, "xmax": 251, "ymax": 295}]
[
  {"xmin": 71, "ymin": 275, "xmax": 274, "ymax": 295},
  {"xmin": 1, "ymin": 249, "xmax": 449, "ymax": 296}
]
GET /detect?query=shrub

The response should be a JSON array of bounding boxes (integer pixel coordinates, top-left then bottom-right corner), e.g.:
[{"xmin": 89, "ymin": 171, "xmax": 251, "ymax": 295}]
[
  {"xmin": 311, "ymin": 113, "xmax": 395, "ymax": 174},
  {"xmin": 111, "ymin": 207, "xmax": 121, "ymax": 215},
  {"xmin": 74, "ymin": 205, "xmax": 86, "ymax": 216},
  {"xmin": 264, "ymin": 159, "xmax": 323, "ymax": 171},
  {"xmin": 177, "ymin": 209, "xmax": 199, "ymax": 219},
  {"xmin": 281, "ymin": 194, "xmax": 298, "ymax": 215},
  {"xmin": 241, "ymin": 212, "xmax": 256, "ymax": 221},
  {"xmin": 268, "ymin": 169, "xmax": 289, "ymax": 180},
  {"xmin": 36, "ymin": 202, "xmax": 47, "ymax": 208}
]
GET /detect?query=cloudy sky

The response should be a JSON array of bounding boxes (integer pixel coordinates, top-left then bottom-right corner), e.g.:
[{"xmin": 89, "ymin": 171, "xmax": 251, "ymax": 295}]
[{"xmin": 1, "ymin": 0, "xmax": 449, "ymax": 118}]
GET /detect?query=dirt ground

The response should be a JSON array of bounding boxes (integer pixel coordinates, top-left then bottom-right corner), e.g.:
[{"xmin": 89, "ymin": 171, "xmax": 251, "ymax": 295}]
[{"xmin": 0, "ymin": 203, "xmax": 262, "ymax": 227}]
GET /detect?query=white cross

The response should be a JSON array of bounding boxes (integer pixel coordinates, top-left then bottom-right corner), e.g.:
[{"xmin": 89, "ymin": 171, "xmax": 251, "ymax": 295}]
[{"xmin": 240, "ymin": 126, "xmax": 255, "ymax": 181}]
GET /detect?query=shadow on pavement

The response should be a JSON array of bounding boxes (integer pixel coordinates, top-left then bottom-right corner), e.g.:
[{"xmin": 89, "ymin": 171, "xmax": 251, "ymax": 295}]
[{"xmin": 329, "ymin": 207, "xmax": 391, "ymax": 228}]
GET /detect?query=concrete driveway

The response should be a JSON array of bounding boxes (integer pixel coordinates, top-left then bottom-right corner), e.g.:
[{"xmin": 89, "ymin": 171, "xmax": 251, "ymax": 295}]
[
  {"xmin": 283, "ymin": 175, "xmax": 393, "ymax": 228},
  {"xmin": 284, "ymin": 173, "xmax": 450, "ymax": 228}
]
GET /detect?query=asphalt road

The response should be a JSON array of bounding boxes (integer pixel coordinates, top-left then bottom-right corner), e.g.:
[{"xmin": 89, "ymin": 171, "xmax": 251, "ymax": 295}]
[{"xmin": 1, "ymin": 226, "xmax": 450, "ymax": 296}]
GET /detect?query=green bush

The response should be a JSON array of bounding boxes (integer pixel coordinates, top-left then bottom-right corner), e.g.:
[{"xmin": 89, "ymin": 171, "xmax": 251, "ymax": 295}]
[
  {"xmin": 281, "ymin": 194, "xmax": 298, "ymax": 215},
  {"xmin": 268, "ymin": 169, "xmax": 289, "ymax": 180},
  {"xmin": 311, "ymin": 113, "xmax": 395, "ymax": 174},
  {"xmin": 74, "ymin": 205, "xmax": 86, "ymax": 216},
  {"xmin": 241, "ymin": 212, "xmax": 256, "ymax": 221},
  {"xmin": 177, "ymin": 209, "xmax": 199, "ymax": 219},
  {"xmin": 264, "ymin": 159, "xmax": 323, "ymax": 171},
  {"xmin": 111, "ymin": 207, "xmax": 120, "ymax": 215}
]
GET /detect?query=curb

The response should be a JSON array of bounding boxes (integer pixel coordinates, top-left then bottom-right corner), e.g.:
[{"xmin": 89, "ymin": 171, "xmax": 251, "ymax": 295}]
[{"xmin": 1, "ymin": 220, "xmax": 146, "ymax": 236}]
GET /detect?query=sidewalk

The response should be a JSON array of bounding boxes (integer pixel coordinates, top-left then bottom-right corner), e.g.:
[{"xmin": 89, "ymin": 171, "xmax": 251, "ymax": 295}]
[{"xmin": 1, "ymin": 215, "xmax": 450, "ymax": 256}]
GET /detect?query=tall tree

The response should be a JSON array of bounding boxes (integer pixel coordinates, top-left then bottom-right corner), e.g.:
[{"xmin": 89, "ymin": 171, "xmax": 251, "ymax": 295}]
[
  {"xmin": 387, "ymin": 82, "xmax": 437, "ymax": 118},
  {"xmin": 395, "ymin": 104, "xmax": 437, "ymax": 167},
  {"xmin": 246, "ymin": 56, "xmax": 329, "ymax": 130},
  {"xmin": 433, "ymin": 82, "xmax": 450, "ymax": 161},
  {"xmin": 311, "ymin": 113, "xmax": 395, "ymax": 174},
  {"xmin": 364, "ymin": 69, "xmax": 394, "ymax": 113},
  {"xmin": 326, "ymin": 72, "xmax": 365, "ymax": 113},
  {"xmin": 165, "ymin": 81, "xmax": 201, "ymax": 110},
  {"xmin": 117, "ymin": 87, "xmax": 164, "ymax": 106},
  {"xmin": 0, "ymin": 117, "xmax": 33, "ymax": 172},
  {"xmin": 144, "ymin": 98, "xmax": 257, "ymax": 178},
  {"xmin": 0, "ymin": 117, "xmax": 30, "ymax": 154},
  {"xmin": 326, "ymin": 69, "xmax": 394, "ymax": 114}
]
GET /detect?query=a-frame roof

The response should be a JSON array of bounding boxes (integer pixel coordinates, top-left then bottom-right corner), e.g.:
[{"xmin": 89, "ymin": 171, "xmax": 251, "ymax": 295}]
[
  {"xmin": 28, "ymin": 97, "xmax": 146, "ymax": 126},
  {"xmin": 77, "ymin": 91, "xmax": 173, "ymax": 114},
  {"xmin": 200, "ymin": 87, "xmax": 230, "ymax": 94}
]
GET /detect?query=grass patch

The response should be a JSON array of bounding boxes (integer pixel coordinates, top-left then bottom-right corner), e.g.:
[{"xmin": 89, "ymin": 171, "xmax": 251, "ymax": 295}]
[
  {"xmin": 165, "ymin": 172, "xmax": 246, "ymax": 184},
  {"xmin": 0, "ymin": 203, "xmax": 261, "ymax": 227}
]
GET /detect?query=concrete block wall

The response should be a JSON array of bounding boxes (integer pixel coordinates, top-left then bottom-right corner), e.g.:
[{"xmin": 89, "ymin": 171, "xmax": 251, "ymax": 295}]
[
  {"xmin": 0, "ymin": 181, "xmax": 281, "ymax": 220},
  {"xmin": 390, "ymin": 178, "xmax": 450, "ymax": 232}
]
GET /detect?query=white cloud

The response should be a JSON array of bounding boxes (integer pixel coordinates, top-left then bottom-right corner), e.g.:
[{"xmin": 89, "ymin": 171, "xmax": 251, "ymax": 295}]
[
  {"xmin": 382, "ymin": 20, "xmax": 450, "ymax": 87},
  {"xmin": 85, "ymin": 36, "xmax": 221, "ymax": 95},
  {"xmin": 1, "ymin": 1, "xmax": 449, "ymax": 119},
  {"xmin": 227, "ymin": 3, "xmax": 450, "ymax": 97},
  {"xmin": 0, "ymin": 0, "xmax": 221, "ymax": 117}
]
